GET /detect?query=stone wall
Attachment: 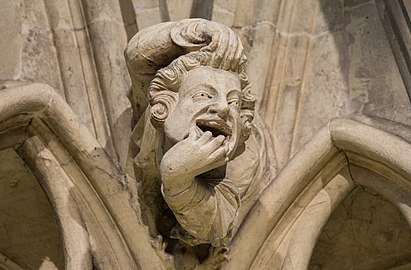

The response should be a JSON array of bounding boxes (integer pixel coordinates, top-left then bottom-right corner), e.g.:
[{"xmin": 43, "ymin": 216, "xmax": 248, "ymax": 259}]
[{"xmin": 0, "ymin": 0, "xmax": 410, "ymax": 269}]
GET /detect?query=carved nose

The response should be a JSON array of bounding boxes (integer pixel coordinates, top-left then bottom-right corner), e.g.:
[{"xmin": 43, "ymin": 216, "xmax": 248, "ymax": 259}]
[{"xmin": 208, "ymin": 102, "xmax": 229, "ymax": 119}]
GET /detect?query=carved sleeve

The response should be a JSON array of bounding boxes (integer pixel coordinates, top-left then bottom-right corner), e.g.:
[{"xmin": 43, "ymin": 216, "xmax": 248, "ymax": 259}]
[{"xmin": 161, "ymin": 178, "xmax": 240, "ymax": 247}]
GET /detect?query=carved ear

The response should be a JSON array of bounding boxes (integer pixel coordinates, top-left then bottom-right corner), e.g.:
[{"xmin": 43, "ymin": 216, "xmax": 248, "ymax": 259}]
[
  {"xmin": 150, "ymin": 92, "xmax": 178, "ymax": 129},
  {"xmin": 240, "ymin": 110, "xmax": 254, "ymax": 142}
]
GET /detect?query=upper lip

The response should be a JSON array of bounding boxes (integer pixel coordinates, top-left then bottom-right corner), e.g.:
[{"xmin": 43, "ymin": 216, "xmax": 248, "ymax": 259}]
[{"xmin": 196, "ymin": 117, "xmax": 232, "ymax": 137}]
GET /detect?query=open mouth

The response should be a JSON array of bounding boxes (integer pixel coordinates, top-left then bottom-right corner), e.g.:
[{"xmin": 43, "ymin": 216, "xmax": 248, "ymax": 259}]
[{"xmin": 196, "ymin": 119, "xmax": 232, "ymax": 137}]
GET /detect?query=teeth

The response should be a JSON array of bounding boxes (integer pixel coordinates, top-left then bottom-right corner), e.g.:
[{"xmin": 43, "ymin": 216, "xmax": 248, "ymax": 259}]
[{"xmin": 195, "ymin": 118, "xmax": 232, "ymax": 138}]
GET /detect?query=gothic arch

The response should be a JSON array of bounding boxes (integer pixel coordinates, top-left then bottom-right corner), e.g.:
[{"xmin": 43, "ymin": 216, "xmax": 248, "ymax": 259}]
[
  {"xmin": 224, "ymin": 118, "xmax": 411, "ymax": 270},
  {"xmin": 0, "ymin": 83, "xmax": 163, "ymax": 270}
]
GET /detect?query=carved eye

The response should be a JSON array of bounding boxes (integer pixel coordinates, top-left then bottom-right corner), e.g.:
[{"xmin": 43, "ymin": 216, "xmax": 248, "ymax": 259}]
[
  {"xmin": 228, "ymin": 98, "xmax": 240, "ymax": 107},
  {"xmin": 192, "ymin": 91, "xmax": 213, "ymax": 100}
]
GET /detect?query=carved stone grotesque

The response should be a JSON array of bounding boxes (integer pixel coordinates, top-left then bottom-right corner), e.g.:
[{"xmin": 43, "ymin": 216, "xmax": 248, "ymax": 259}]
[
  {"xmin": 126, "ymin": 19, "xmax": 273, "ymax": 256},
  {"xmin": 152, "ymin": 54, "xmax": 255, "ymax": 247}
]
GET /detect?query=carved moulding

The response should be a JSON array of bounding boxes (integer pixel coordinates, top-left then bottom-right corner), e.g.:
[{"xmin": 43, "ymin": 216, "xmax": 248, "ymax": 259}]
[
  {"xmin": 0, "ymin": 82, "xmax": 163, "ymax": 270},
  {"xmin": 0, "ymin": 81, "xmax": 410, "ymax": 269},
  {"xmin": 225, "ymin": 118, "xmax": 411, "ymax": 270}
]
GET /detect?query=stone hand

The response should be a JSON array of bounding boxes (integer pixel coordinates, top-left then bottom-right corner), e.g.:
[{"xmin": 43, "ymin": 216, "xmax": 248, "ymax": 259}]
[
  {"xmin": 160, "ymin": 130, "xmax": 229, "ymax": 195},
  {"xmin": 125, "ymin": 19, "xmax": 247, "ymax": 103},
  {"xmin": 171, "ymin": 19, "xmax": 246, "ymax": 71}
]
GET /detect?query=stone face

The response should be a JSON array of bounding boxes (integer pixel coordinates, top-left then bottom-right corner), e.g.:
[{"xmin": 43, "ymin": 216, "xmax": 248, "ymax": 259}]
[{"xmin": 0, "ymin": 1, "xmax": 410, "ymax": 270}]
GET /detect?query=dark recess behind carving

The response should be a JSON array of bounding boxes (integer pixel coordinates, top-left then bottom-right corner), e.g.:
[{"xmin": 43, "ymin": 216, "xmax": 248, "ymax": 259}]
[{"xmin": 190, "ymin": 0, "xmax": 214, "ymax": 20}]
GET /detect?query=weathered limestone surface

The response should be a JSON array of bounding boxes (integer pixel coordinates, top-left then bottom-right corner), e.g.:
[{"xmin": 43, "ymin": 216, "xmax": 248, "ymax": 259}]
[
  {"xmin": 0, "ymin": 149, "xmax": 63, "ymax": 269},
  {"xmin": 0, "ymin": 0, "xmax": 132, "ymax": 168},
  {"xmin": 0, "ymin": 0, "xmax": 410, "ymax": 269},
  {"xmin": 346, "ymin": 1, "xmax": 411, "ymax": 125},
  {"xmin": 310, "ymin": 184, "xmax": 411, "ymax": 269}
]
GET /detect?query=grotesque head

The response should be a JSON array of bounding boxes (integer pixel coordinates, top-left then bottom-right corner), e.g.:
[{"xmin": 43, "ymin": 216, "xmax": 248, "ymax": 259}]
[{"xmin": 148, "ymin": 50, "xmax": 255, "ymax": 158}]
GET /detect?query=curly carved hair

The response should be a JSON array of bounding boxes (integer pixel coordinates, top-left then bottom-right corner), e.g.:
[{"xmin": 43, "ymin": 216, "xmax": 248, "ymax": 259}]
[{"xmin": 148, "ymin": 50, "xmax": 256, "ymax": 142}]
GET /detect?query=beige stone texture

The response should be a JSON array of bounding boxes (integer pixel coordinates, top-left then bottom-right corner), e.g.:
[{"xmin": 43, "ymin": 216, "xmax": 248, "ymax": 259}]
[
  {"xmin": 132, "ymin": 0, "xmax": 163, "ymax": 29},
  {"xmin": 167, "ymin": 0, "xmax": 192, "ymax": 21},
  {"xmin": 310, "ymin": 184, "xmax": 411, "ymax": 269},
  {"xmin": 212, "ymin": 0, "xmax": 237, "ymax": 27},
  {"xmin": 0, "ymin": 149, "xmax": 63, "ymax": 269},
  {"xmin": 0, "ymin": 0, "xmax": 410, "ymax": 269}
]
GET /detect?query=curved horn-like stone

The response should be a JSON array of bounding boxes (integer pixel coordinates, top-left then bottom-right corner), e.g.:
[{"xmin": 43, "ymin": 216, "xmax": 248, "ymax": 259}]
[
  {"xmin": 225, "ymin": 118, "xmax": 411, "ymax": 270},
  {"xmin": 0, "ymin": 83, "xmax": 164, "ymax": 270}
]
